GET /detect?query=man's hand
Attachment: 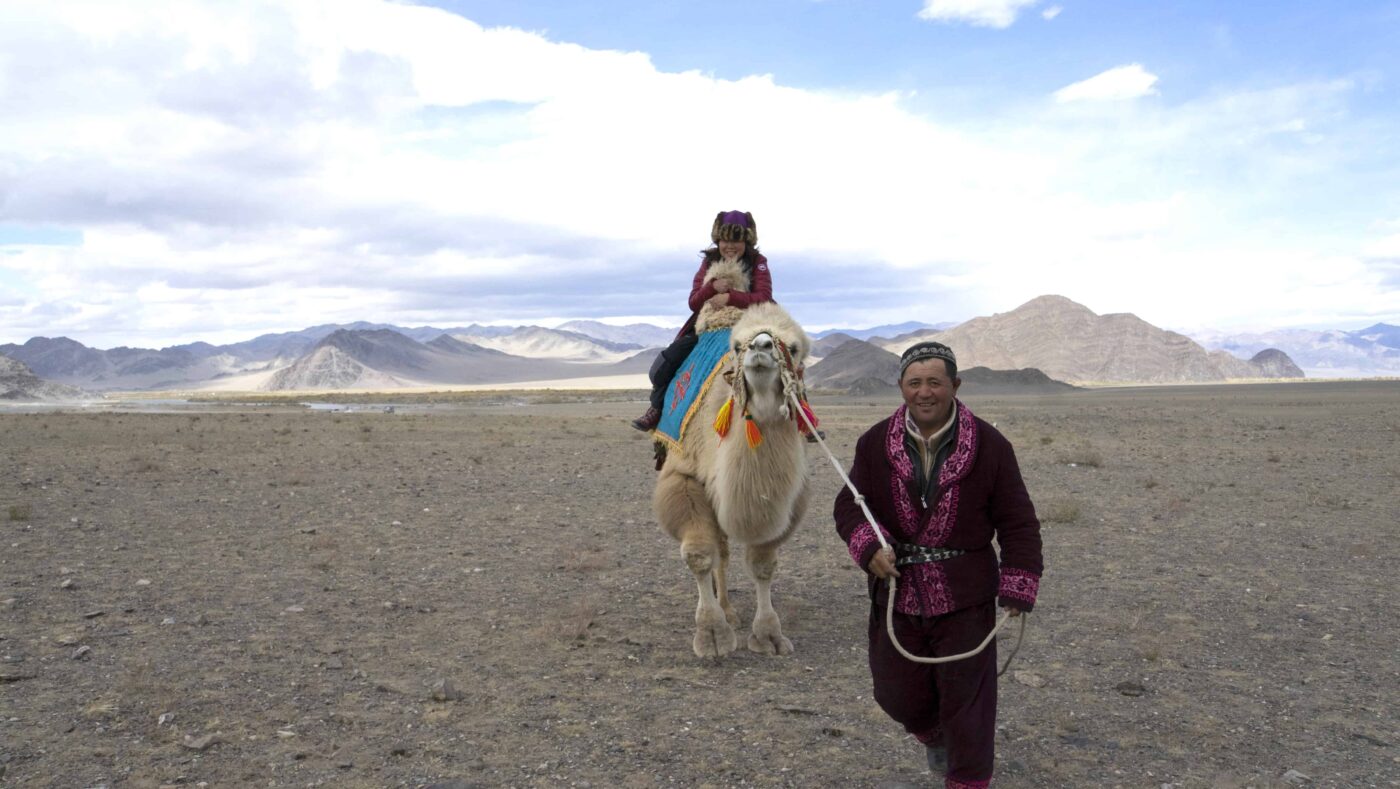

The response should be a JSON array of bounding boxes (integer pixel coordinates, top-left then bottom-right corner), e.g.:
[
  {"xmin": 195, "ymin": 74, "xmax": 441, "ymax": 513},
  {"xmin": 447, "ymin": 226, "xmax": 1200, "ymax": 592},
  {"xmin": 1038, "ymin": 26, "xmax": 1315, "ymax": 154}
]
[
  {"xmin": 712, "ymin": 278, "xmax": 732, "ymax": 293},
  {"xmin": 867, "ymin": 547, "xmax": 900, "ymax": 579},
  {"xmin": 1001, "ymin": 606, "xmax": 1023, "ymax": 618},
  {"xmin": 708, "ymin": 292, "xmax": 731, "ymax": 307}
]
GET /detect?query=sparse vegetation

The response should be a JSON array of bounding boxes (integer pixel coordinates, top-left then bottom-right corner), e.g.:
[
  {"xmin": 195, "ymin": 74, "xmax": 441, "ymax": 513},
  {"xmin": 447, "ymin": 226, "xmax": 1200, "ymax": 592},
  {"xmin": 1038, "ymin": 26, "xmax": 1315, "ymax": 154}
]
[
  {"xmin": 1040, "ymin": 498, "xmax": 1083, "ymax": 524},
  {"xmin": 8, "ymin": 503, "xmax": 32, "ymax": 521},
  {"xmin": 1057, "ymin": 446, "xmax": 1103, "ymax": 468}
]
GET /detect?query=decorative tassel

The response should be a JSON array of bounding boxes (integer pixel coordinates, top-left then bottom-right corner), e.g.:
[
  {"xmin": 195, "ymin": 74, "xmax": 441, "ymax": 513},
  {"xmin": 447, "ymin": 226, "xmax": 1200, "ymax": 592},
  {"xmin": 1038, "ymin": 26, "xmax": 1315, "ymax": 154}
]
[
  {"xmin": 714, "ymin": 397, "xmax": 734, "ymax": 438},
  {"xmin": 796, "ymin": 399, "xmax": 819, "ymax": 434},
  {"xmin": 744, "ymin": 413, "xmax": 763, "ymax": 448}
]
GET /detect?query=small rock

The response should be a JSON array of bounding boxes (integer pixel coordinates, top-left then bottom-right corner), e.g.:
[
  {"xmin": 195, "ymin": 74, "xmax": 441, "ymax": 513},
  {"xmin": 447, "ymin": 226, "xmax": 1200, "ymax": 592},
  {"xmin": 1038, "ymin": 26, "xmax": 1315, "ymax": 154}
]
[
  {"xmin": 182, "ymin": 734, "xmax": 221, "ymax": 751},
  {"xmin": 1282, "ymin": 769, "xmax": 1311, "ymax": 785},
  {"xmin": 135, "ymin": 579, "xmax": 151, "ymax": 586},
  {"xmin": 284, "ymin": 605, "xmax": 304, "ymax": 613},
  {"xmin": 431, "ymin": 678, "xmax": 464, "ymax": 702},
  {"xmin": 195, "ymin": 613, "xmax": 210, "ymax": 626},
  {"xmin": 158, "ymin": 712, "xmax": 175, "ymax": 726},
  {"xmin": 55, "ymin": 634, "xmax": 79, "ymax": 646},
  {"xmin": 298, "ymin": 527, "xmax": 317, "ymax": 534},
  {"xmin": 276, "ymin": 730, "xmax": 296, "ymax": 738},
  {"xmin": 161, "ymin": 617, "xmax": 176, "ymax": 626},
  {"xmin": 1114, "ymin": 681, "xmax": 1147, "ymax": 697},
  {"xmin": 60, "ymin": 578, "xmax": 75, "ymax": 589},
  {"xmin": 325, "ymin": 656, "xmax": 344, "ymax": 670},
  {"xmin": 391, "ymin": 520, "xmax": 402, "ymax": 527},
  {"xmin": 1013, "ymin": 670, "xmax": 1046, "ymax": 688},
  {"xmin": 82, "ymin": 610, "xmax": 105, "ymax": 619},
  {"xmin": 336, "ymin": 760, "xmax": 353, "ymax": 770},
  {"xmin": 389, "ymin": 742, "xmax": 410, "ymax": 756},
  {"xmin": 72, "ymin": 645, "xmax": 92, "ymax": 660}
]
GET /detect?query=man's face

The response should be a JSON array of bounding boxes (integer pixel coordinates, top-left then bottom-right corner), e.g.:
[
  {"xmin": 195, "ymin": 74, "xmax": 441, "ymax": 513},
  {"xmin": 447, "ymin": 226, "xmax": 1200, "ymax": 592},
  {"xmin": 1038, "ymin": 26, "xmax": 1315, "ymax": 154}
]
[{"xmin": 900, "ymin": 358, "xmax": 960, "ymax": 429}]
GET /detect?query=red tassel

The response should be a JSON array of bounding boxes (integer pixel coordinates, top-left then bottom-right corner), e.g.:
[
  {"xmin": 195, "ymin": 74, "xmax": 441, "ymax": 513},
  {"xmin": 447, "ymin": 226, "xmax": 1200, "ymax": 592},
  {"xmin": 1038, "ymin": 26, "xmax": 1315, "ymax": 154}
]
[
  {"xmin": 744, "ymin": 413, "xmax": 762, "ymax": 448},
  {"xmin": 796, "ymin": 399, "xmax": 819, "ymax": 434}
]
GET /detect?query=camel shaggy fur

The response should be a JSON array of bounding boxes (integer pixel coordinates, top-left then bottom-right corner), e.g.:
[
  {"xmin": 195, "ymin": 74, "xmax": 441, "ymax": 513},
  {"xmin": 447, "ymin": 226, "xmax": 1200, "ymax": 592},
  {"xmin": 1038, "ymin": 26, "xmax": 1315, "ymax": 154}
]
[{"xmin": 652, "ymin": 301, "xmax": 812, "ymax": 658}]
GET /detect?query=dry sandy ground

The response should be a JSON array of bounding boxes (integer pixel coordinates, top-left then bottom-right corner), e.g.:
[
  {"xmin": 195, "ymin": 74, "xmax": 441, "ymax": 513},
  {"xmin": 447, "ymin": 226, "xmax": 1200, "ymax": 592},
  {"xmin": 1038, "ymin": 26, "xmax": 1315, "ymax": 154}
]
[{"xmin": 1, "ymin": 382, "xmax": 1397, "ymax": 788}]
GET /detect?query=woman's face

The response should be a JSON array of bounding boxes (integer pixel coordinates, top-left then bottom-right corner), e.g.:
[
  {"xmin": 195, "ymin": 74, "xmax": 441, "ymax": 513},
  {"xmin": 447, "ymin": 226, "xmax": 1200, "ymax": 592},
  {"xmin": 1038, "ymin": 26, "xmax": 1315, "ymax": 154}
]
[{"xmin": 718, "ymin": 238, "xmax": 746, "ymax": 260}]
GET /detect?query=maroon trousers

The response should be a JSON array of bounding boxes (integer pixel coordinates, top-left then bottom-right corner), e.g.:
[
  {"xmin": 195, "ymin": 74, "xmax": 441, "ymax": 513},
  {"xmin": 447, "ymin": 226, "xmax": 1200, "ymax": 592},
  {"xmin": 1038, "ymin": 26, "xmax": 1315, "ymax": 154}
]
[{"xmin": 868, "ymin": 595, "xmax": 997, "ymax": 788}]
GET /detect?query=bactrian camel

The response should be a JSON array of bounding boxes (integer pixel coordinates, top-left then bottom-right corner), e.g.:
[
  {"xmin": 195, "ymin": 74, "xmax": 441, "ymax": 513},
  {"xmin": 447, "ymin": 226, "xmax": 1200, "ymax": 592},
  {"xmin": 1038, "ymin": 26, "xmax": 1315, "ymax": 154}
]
[{"xmin": 653, "ymin": 295, "xmax": 814, "ymax": 658}]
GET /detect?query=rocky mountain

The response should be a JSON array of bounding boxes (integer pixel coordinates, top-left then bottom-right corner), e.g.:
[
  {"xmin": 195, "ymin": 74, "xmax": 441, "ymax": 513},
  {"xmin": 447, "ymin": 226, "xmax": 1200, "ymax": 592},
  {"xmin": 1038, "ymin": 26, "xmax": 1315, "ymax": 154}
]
[
  {"xmin": 0, "ymin": 354, "xmax": 86, "ymax": 401},
  {"xmin": 1189, "ymin": 323, "xmax": 1400, "ymax": 378},
  {"xmin": 0, "ymin": 336, "xmax": 260, "ymax": 390},
  {"xmin": 872, "ymin": 295, "xmax": 1302, "ymax": 385}
]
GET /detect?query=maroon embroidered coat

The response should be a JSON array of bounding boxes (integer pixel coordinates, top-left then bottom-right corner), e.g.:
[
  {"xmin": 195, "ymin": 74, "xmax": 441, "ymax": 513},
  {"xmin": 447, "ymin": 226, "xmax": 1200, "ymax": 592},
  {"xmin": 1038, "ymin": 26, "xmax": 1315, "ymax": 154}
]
[{"xmin": 834, "ymin": 400, "xmax": 1043, "ymax": 616}]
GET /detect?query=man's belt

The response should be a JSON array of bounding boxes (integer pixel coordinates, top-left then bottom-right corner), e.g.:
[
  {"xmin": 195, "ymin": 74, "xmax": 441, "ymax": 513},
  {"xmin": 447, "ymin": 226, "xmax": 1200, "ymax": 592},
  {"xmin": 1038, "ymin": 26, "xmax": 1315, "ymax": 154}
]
[{"xmin": 894, "ymin": 542, "xmax": 967, "ymax": 567}]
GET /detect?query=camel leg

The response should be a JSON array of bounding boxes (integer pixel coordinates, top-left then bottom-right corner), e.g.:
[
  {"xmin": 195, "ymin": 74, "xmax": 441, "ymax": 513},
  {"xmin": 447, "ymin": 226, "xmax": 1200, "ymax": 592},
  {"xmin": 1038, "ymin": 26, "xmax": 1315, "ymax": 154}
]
[
  {"xmin": 655, "ymin": 468, "xmax": 736, "ymax": 657},
  {"xmin": 714, "ymin": 533, "xmax": 739, "ymax": 628},
  {"xmin": 683, "ymin": 535, "xmax": 737, "ymax": 658},
  {"xmin": 745, "ymin": 542, "xmax": 793, "ymax": 656}
]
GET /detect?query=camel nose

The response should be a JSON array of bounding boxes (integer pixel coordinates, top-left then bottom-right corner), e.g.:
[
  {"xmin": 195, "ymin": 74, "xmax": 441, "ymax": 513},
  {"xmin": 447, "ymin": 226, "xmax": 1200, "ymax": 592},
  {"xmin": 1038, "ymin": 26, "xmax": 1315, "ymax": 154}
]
[{"xmin": 751, "ymin": 333, "xmax": 774, "ymax": 352}]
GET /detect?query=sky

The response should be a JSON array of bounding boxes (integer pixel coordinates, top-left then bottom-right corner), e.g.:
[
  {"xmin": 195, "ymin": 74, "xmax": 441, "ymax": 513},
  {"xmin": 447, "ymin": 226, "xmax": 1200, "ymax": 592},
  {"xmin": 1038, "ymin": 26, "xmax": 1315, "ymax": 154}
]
[{"xmin": 2, "ymin": 0, "xmax": 1400, "ymax": 349}]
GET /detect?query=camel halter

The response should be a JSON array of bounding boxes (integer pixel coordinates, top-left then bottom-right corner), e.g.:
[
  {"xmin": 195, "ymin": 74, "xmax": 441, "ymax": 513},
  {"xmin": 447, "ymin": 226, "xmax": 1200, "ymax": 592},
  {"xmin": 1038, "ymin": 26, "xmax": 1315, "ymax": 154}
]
[
  {"xmin": 714, "ymin": 333, "xmax": 817, "ymax": 448},
  {"xmin": 790, "ymin": 396, "xmax": 1026, "ymax": 672}
]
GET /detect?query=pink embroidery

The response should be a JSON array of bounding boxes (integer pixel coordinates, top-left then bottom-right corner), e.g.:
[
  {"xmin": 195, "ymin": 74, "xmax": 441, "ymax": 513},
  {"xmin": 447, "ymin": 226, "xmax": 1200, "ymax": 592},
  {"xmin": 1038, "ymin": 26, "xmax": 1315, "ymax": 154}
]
[
  {"xmin": 945, "ymin": 778, "xmax": 990, "ymax": 789},
  {"xmin": 847, "ymin": 522, "xmax": 888, "ymax": 568},
  {"xmin": 883, "ymin": 402, "xmax": 981, "ymax": 617},
  {"xmin": 999, "ymin": 567, "xmax": 1040, "ymax": 605}
]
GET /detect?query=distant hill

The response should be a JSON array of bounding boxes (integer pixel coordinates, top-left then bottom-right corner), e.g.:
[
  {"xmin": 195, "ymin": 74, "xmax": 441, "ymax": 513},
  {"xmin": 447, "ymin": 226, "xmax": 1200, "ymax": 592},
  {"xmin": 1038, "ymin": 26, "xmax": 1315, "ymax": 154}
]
[
  {"xmin": 884, "ymin": 295, "xmax": 1303, "ymax": 384},
  {"xmin": 452, "ymin": 326, "xmax": 642, "ymax": 363},
  {"xmin": 0, "ymin": 354, "xmax": 86, "ymax": 401},
  {"xmin": 805, "ymin": 339, "xmax": 900, "ymax": 389},
  {"xmin": 958, "ymin": 366, "xmax": 1078, "ymax": 395},
  {"xmin": 260, "ymin": 328, "xmax": 654, "ymax": 391},
  {"xmin": 555, "ymin": 320, "xmax": 675, "ymax": 348},
  {"xmin": 1189, "ymin": 322, "xmax": 1399, "ymax": 378},
  {"xmin": 812, "ymin": 321, "xmax": 956, "ymax": 341}
]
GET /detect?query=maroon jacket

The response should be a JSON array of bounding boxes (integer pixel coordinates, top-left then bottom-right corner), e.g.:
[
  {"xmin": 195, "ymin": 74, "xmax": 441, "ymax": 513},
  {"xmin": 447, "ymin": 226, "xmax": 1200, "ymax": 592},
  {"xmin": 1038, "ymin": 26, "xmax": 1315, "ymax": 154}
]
[
  {"xmin": 834, "ymin": 401, "xmax": 1043, "ymax": 616},
  {"xmin": 676, "ymin": 253, "xmax": 773, "ymax": 339}
]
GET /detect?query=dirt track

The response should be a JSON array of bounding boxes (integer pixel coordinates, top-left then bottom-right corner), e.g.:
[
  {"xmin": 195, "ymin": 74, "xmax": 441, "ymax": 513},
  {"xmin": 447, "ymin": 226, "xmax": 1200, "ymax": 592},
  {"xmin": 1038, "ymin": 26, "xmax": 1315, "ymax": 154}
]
[{"xmin": 2, "ymin": 382, "xmax": 1398, "ymax": 788}]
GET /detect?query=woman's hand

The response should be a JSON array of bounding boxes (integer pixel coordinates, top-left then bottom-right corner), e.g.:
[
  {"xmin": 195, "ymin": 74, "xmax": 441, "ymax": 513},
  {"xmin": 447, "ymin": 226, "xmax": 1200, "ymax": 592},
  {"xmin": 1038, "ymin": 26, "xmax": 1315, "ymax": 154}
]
[
  {"xmin": 712, "ymin": 278, "xmax": 732, "ymax": 293},
  {"xmin": 867, "ymin": 548, "xmax": 900, "ymax": 579},
  {"xmin": 708, "ymin": 292, "xmax": 731, "ymax": 307}
]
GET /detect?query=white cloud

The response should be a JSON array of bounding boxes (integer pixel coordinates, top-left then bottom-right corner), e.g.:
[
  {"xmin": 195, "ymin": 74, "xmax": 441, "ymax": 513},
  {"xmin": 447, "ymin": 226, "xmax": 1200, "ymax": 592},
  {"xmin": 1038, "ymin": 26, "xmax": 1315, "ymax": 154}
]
[
  {"xmin": 1042, "ymin": 5, "xmax": 1063, "ymax": 20},
  {"xmin": 1054, "ymin": 64, "xmax": 1160, "ymax": 102},
  {"xmin": 917, "ymin": 0, "xmax": 1040, "ymax": 29},
  {"xmin": 0, "ymin": 0, "xmax": 1394, "ymax": 346}
]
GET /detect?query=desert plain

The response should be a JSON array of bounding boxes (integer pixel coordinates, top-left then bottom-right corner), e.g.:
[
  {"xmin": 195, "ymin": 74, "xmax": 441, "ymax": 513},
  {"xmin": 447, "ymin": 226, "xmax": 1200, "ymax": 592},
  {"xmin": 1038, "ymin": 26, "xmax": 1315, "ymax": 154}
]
[{"xmin": 1, "ymin": 381, "xmax": 1397, "ymax": 788}]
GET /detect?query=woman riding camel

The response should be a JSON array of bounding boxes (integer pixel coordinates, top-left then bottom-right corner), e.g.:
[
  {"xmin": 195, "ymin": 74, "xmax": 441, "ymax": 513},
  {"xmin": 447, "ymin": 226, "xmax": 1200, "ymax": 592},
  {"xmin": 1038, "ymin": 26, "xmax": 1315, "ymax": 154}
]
[{"xmin": 632, "ymin": 210, "xmax": 773, "ymax": 432}]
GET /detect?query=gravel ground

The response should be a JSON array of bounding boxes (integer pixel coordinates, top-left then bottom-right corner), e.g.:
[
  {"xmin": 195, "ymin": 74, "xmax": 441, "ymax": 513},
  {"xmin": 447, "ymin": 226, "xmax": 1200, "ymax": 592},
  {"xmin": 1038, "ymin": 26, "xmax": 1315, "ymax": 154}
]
[{"xmin": 1, "ymin": 381, "xmax": 1397, "ymax": 788}]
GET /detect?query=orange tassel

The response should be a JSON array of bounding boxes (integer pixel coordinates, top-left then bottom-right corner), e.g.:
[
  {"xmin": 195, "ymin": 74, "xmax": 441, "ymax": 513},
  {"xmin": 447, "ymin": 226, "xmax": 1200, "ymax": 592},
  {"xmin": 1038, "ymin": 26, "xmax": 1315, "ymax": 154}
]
[
  {"xmin": 796, "ymin": 399, "xmax": 819, "ymax": 434},
  {"xmin": 744, "ymin": 413, "xmax": 763, "ymax": 448},
  {"xmin": 714, "ymin": 397, "xmax": 733, "ymax": 437}
]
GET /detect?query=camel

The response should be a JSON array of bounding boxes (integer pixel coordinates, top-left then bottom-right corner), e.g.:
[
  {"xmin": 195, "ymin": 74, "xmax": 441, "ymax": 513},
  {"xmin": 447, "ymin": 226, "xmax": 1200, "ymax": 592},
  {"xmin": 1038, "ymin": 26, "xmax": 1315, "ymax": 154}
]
[{"xmin": 652, "ymin": 297, "xmax": 813, "ymax": 658}]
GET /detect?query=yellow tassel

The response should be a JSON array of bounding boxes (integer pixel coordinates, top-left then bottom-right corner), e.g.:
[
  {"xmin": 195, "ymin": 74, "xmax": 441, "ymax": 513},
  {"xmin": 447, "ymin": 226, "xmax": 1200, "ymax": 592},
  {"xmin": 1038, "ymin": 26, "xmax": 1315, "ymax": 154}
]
[
  {"xmin": 714, "ymin": 397, "xmax": 733, "ymax": 437},
  {"xmin": 745, "ymin": 413, "xmax": 763, "ymax": 448}
]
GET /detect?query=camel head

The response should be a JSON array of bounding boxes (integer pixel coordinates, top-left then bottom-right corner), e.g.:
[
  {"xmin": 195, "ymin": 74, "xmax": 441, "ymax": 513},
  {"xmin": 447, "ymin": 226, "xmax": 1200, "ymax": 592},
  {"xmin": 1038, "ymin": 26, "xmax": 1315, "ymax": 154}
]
[{"xmin": 726, "ymin": 303, "xmax": 811, "ymax": 428}]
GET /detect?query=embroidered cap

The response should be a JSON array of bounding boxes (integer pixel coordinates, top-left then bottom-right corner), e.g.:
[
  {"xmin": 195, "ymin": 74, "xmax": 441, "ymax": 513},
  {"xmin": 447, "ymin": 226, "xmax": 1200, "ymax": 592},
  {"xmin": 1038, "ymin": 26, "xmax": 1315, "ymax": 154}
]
[
  {"xmin": 899, "ymin": 341, "xmax": 957, "ymax": 379},
  {"xmin": 711, "ymin": 210, "xmax": 758, "ymax": 245}
]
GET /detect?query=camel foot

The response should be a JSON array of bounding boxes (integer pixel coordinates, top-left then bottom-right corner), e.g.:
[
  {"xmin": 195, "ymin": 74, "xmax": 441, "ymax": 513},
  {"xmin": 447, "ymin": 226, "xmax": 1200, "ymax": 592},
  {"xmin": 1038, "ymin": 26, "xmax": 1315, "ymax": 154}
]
[
  {"xmin": 693, "ymin": 620, "xmax": 737, "ymax": 658},
  {"xmin": 747, "ymin": 630, "xmax": 793, "ymax": 656},
  {"xmin": 723, "ymin": 604, "xmax": 740, "ymax": 629}
]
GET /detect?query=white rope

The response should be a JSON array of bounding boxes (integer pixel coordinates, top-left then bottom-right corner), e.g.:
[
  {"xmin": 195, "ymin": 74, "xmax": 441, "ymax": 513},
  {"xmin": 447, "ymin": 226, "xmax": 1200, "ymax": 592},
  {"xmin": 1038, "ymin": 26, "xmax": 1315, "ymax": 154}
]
[{"xmin": 789, "ymin": 392, "xmax": 1024, "ymax": 670}]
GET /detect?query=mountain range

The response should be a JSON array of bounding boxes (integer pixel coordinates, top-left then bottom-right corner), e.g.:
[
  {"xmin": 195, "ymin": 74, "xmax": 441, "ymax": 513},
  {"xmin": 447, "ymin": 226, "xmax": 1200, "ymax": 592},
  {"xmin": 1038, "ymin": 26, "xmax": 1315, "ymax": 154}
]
[{"xmin": 6, "ymin": 294, "xmax": 1387, "ymax": 395}]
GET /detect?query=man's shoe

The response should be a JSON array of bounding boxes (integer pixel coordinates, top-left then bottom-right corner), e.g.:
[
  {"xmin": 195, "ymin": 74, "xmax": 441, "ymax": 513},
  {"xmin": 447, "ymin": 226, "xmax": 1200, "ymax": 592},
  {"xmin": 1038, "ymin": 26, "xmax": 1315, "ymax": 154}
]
[
  {"xmin": 631, "ymin": 407, "xmax": 661, "ymax": 432},
  {"xmin": 925, "ymin": 744, "xmax": 947, "ymax": 774}
]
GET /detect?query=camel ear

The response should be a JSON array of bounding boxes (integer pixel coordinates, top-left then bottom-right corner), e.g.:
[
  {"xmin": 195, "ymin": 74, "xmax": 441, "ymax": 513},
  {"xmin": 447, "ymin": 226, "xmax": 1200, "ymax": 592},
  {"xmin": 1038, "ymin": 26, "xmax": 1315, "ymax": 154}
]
[{"xmin": 722, "ymin": 367, "xmax": 736, "ymax": 386}]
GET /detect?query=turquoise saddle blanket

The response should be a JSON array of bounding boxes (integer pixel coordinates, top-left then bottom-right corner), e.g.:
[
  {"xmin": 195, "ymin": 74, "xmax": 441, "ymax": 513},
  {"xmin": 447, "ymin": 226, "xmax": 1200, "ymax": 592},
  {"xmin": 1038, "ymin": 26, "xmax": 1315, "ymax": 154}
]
[{"xmin": 655, "ymin": 328, "xmax": 732, "ymax": 448}]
